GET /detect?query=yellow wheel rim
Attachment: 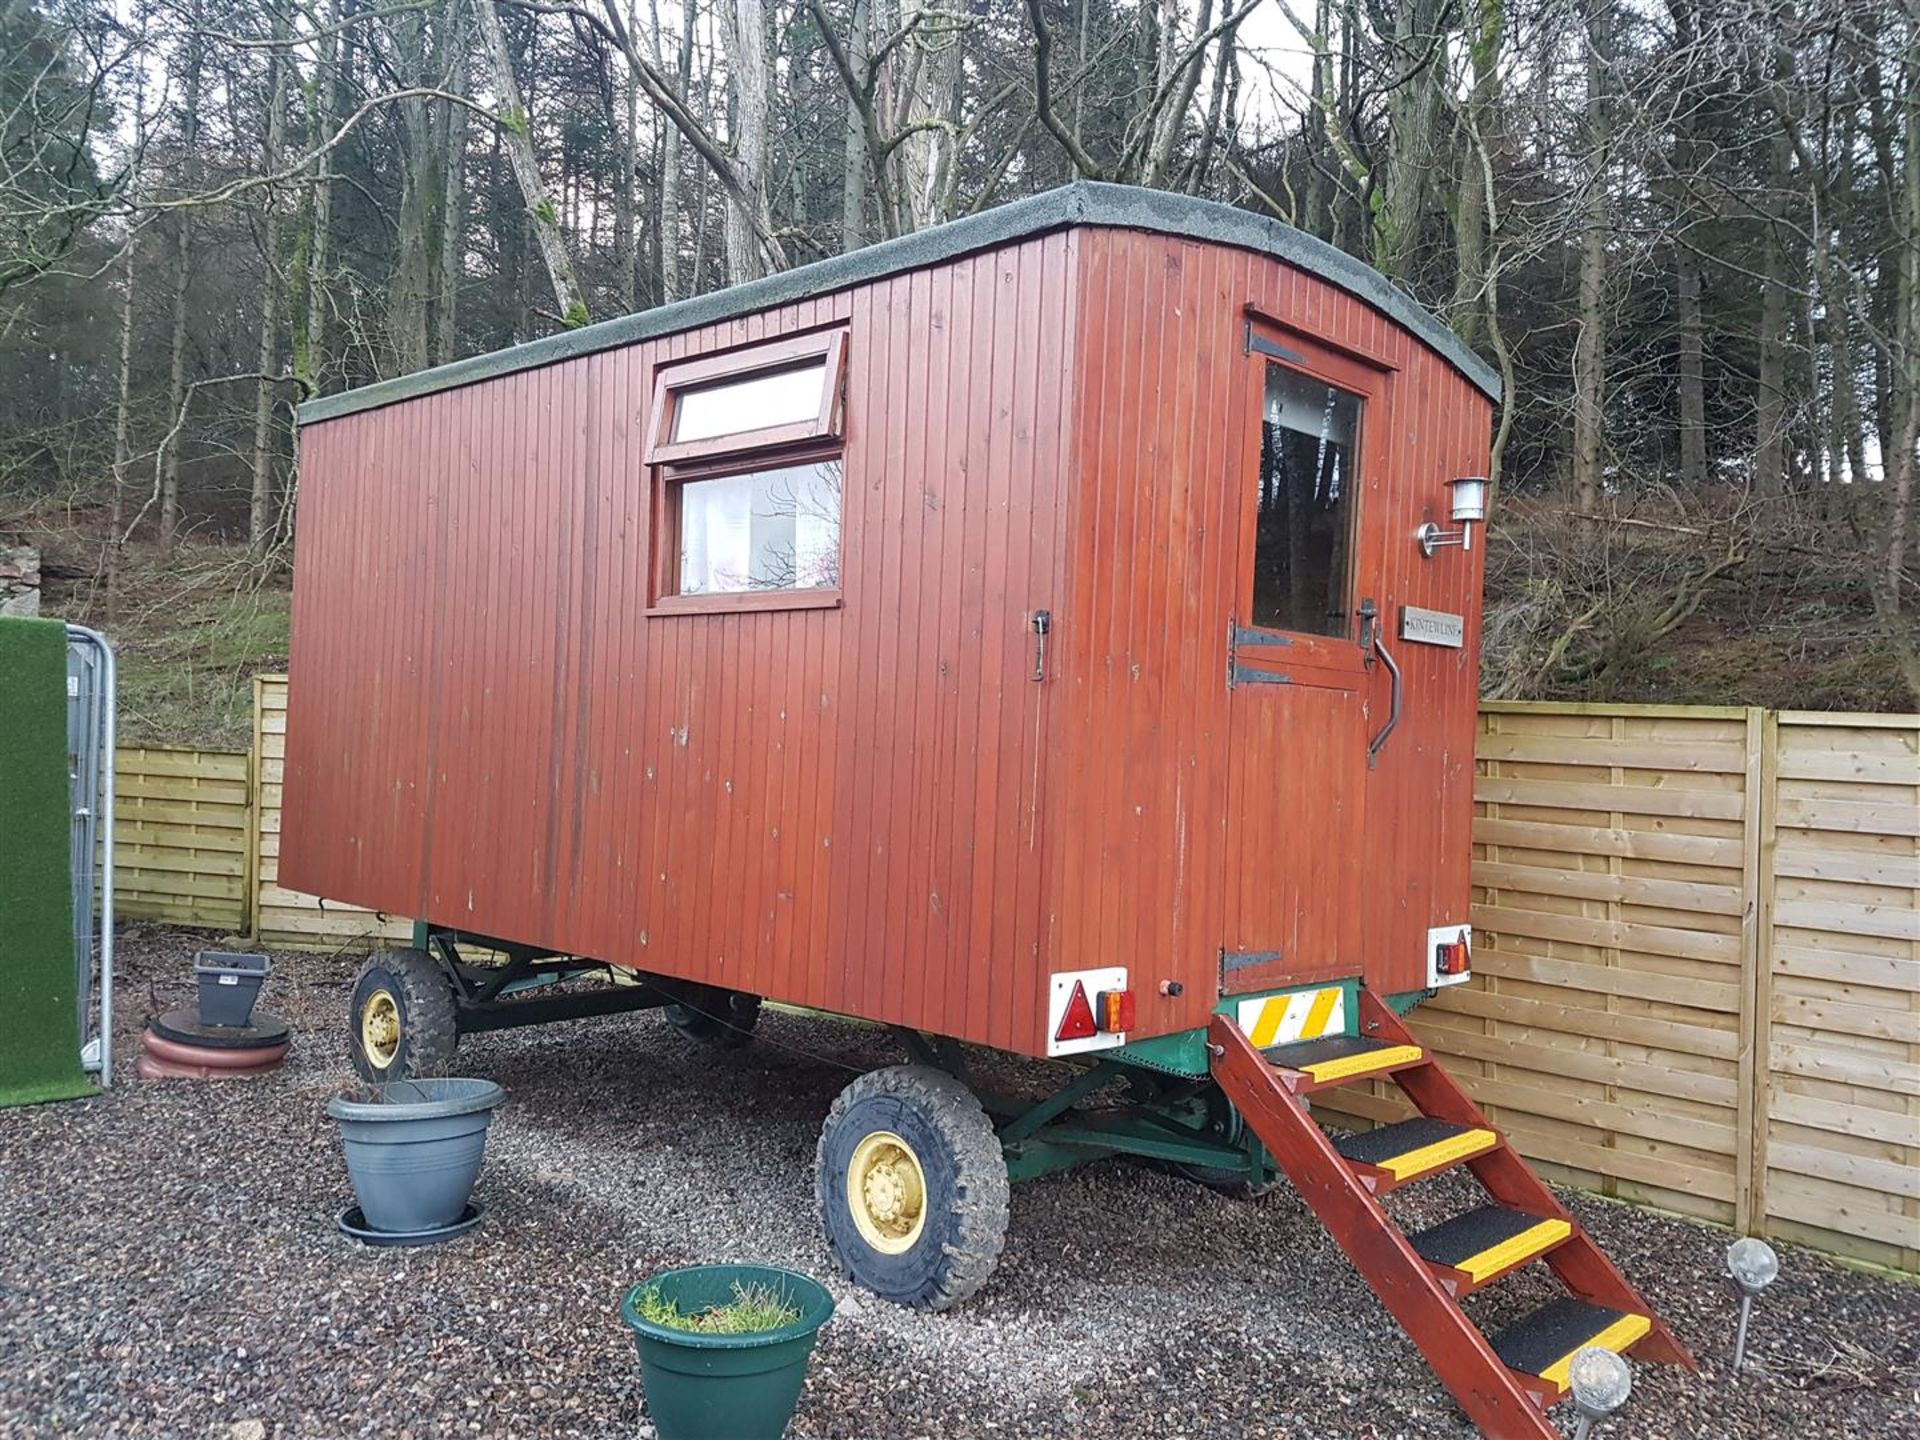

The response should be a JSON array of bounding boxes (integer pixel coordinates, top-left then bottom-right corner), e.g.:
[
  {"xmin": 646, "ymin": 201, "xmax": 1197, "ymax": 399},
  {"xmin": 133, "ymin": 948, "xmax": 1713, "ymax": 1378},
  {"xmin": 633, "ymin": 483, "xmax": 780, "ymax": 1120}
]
[
  {"xmin": 361, "ymin": 988, "xmax": 401, "ymax": 1069},
  {"xmin": 847, "ymin": 1131, "xmax": 927, "ymax": 1255}
]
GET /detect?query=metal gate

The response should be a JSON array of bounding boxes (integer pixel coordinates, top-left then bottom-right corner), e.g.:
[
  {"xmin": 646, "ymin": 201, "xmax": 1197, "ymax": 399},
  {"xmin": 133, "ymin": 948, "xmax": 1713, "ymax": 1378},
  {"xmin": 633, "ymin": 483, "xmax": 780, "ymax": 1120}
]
[{"xmin": 66, "ymin": 625, "xmax": 116, "ymax": 1088}]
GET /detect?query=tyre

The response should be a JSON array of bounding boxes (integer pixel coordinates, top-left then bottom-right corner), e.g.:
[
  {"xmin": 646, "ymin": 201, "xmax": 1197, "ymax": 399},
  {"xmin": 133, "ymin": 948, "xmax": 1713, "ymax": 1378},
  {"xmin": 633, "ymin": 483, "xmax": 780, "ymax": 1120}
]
[
  {"xmin": 349, "ymin": 948, "xmax": 459, "ymax": 1082},
  {"xmin": 662, "ymin": 983, "xmax": 761, "ymax": 1048},
  {"xmin": 815, "ymin": 1064, "xmax": 1010, "ymax": 1311}
]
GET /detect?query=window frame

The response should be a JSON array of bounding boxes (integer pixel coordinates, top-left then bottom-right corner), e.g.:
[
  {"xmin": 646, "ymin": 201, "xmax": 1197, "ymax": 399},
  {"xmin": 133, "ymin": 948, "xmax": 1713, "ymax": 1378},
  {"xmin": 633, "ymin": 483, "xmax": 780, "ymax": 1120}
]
[
  {"xmin": 644, "ymin": 329, "xmax": 848, "ymax": 468},
  {"xmin": 1234, "ymin": 321, "xmax": 1385, "ymax": 684},
  {"xmin": 647, "ymin": 439, "xmax": 847, "ymax": 616}
]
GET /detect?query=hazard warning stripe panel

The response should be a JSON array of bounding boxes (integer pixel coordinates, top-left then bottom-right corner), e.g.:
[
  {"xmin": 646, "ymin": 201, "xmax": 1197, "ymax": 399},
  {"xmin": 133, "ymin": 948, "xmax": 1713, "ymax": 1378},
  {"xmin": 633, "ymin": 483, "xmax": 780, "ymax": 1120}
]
[{"xmin": 1236, "ymin": 985, "xmax": 1346, "ymax": 1049}]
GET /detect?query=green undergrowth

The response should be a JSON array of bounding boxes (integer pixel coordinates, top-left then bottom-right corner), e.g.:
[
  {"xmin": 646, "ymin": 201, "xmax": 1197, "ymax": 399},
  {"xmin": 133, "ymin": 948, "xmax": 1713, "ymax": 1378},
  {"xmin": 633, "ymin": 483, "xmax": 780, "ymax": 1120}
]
[{"xmin": 634, "ymin": 1282, "xmax": 803, "ymax": 1335}]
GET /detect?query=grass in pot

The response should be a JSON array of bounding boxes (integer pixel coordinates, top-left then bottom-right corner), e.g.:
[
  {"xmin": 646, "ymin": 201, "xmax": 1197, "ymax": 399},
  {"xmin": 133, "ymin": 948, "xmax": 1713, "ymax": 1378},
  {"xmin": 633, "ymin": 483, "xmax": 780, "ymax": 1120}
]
[{"xmin": 620, "ymin": 1265, "xmax": 834, "ymax": 1440}]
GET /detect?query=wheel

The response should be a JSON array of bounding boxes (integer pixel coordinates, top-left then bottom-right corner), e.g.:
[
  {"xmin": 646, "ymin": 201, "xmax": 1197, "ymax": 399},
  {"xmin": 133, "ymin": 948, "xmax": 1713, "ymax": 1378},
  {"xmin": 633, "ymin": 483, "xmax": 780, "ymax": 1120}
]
[
  {"xmin": 662, "ymin": 983, "xmax": 761, "ymax": 1048},
  {"xmin": 1171, "ymin": 1084, "xmax": 1282, "ymax": 1199},
  {"xmin": 815, "ymin": 1064, "xmax": 1010, "ymax": 1311},
  {"xmin": 348, "ymin": 948, "xmax": 459, "ymax": 1082}
]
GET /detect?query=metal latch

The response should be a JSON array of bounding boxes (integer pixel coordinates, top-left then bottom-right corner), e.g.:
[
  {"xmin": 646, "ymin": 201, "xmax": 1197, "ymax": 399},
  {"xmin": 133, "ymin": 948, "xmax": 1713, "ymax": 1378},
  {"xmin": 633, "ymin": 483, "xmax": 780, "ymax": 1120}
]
[{"xmin": 1031, "ymin": 610, "xmax": 1052, "ymax": 682}]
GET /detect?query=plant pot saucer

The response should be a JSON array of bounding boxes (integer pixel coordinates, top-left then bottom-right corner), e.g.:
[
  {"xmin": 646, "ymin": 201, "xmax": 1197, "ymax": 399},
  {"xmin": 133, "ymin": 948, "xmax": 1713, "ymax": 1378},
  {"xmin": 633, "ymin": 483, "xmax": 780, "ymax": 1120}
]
[
  {"xmin": 336, "ymin": 1202, "xmax": 486, "ymax": 1248},
  {"xmin": 151, "ymin": 1007, "xmax": 291, "ymax": 1049}
]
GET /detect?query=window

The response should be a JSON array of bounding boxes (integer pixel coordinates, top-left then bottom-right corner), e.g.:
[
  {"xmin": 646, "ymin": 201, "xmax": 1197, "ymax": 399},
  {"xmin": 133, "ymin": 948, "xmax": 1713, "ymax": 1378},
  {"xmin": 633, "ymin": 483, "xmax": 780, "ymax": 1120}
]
[
  {"xmin": 677, "ymin": 457, "xmax": 842, "ymax": 595},
  {"xmin": 1250, "ymin": 360, "xmax": 1360, "ymax": 636},
  {"xmin": 647, "ymin": 330, "xmax": 846, "ymax": 467},
  {"xmin": 648, "ymin": 329, "xmax": 848, "ymax": 611}
]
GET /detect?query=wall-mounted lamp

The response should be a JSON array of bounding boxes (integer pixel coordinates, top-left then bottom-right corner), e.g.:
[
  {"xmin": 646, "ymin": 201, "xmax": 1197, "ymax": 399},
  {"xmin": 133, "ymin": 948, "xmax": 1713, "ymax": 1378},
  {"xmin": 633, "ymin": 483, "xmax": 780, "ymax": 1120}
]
[{"xmin": 1415, "ymin": 476, "xmax": 1491, "ymax": 557}]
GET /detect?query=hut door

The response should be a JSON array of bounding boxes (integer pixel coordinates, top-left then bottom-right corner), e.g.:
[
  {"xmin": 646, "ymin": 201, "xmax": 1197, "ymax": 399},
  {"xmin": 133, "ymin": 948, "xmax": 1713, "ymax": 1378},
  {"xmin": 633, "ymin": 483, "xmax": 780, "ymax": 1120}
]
[{"xmin": 1221, "ymin": 326, "xmax": 1383, "ymax": 994}]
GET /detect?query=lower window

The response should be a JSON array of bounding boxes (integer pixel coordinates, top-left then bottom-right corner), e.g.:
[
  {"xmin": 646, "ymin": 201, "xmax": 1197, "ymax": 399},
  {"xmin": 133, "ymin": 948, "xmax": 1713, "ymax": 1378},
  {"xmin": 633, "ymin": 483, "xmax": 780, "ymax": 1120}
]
[{"xmin": 675, "ymin": 457, "xmax": 843, "ymax": 596}]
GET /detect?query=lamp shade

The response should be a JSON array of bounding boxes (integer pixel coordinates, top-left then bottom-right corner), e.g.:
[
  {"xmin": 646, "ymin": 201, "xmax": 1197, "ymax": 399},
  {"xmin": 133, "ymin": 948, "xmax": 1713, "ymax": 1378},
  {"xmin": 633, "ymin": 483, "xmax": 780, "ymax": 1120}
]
[
  {"xmin": 1568, "ymin": 1346, "xmax": 1633, "ymax": 1415},
  {"xmin": 1728, "ymin": 1236, "xmax": 1779, "ymax": 1293},
  {"xmin": 1448, "ymin": 476, "xmax": 1490, "ymax": 523}
]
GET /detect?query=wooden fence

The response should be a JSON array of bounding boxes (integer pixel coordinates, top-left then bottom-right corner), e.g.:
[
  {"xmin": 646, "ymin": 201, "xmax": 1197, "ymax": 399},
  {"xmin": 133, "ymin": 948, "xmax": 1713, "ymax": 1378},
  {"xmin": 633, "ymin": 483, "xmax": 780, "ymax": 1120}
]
[
  {"xmin": 1314, "ymin": 701, "xmax": 1918, "ymax": 1273},
  {"xmin": 103, "ymin": 683, "xmax": 1917, "ymax": 1271}
]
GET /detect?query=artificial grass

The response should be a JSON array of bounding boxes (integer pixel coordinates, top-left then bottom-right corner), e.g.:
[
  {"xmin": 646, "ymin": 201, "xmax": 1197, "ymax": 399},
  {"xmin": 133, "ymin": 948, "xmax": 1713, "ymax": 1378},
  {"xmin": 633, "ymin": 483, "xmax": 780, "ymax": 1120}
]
[{"xmin": 0, "ymin": 616, "xmax": 93, "ymax": 1106}]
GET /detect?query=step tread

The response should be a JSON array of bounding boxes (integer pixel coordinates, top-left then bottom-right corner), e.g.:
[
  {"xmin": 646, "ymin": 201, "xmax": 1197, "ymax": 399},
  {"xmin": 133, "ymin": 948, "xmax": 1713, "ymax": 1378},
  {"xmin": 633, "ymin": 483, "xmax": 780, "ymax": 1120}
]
[
  {"xmin": 1265, "ymin": 1034, "xmax": 1424, "ymax": 1083},
  {"xmin": 1409, "ymin": 1205, "xmax": 1571, "ymax": 1281},
  {"xmin": 1490, "ymin": 1297, "xmax": 1652, "ymax": 1389},
  {"xmin": 1333, "ymin": 1116, "xmax": 1496, "ymax": 1179}
]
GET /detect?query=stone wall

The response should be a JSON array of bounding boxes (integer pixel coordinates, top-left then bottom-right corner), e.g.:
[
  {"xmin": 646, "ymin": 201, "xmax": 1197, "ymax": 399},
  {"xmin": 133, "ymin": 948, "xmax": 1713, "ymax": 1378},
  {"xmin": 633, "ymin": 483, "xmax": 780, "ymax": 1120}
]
[{"xmin": 0, "ymin": 547, "xmax": 41, "ymax": 617}]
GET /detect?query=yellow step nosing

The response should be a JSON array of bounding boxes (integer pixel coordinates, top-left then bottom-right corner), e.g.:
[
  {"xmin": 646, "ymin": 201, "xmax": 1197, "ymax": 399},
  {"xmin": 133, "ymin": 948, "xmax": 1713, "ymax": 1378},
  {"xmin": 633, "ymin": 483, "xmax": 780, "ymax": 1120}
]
[
  {"xmin": 1300, "ymin": 1043, "xmax": 1423, "ymax": 1084},
  {"xmin": 1537, "ymin": 1313, "xmax": 1653, "ymax": 1390},
  {"xmin": 1376, "ymin": 1127, "xmax": 1497, "ymax": 1181},
  {"xmin": 1454, "ymin": 1218, "xmax": 1572, "ymax": 1283}
]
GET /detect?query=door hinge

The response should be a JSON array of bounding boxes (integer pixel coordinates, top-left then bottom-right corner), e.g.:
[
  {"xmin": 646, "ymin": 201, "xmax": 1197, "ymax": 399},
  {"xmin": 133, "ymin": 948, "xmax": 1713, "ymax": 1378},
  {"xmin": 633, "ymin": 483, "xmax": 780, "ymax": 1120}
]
[{"xmin": 1228, "ymin": 619, "xmax": 1292, "ymax": 688}]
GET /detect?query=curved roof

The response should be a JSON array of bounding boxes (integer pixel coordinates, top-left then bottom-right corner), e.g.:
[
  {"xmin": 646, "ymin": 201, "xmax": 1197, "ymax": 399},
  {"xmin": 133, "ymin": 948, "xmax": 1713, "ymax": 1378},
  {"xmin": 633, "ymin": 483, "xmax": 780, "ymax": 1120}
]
[{"xmin": 299, "ymin": 181, "xmax": 1499, "ymax": 426}]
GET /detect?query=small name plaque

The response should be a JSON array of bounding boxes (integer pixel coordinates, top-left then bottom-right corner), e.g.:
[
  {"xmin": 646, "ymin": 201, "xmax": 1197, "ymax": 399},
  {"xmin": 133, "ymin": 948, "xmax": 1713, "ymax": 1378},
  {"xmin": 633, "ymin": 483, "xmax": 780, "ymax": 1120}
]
[{"xmin": 1400, "ymin": 606, "xmax": 1465, "ymax": 648}]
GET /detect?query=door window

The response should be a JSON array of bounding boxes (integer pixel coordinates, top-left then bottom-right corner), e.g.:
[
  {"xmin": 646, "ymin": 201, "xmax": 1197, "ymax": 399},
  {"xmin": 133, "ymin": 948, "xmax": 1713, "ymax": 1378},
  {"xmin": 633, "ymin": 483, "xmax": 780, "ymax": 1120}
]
[{"xmin": 1251, "ymin": 362, "xmax": 1361, "ymax": 637}]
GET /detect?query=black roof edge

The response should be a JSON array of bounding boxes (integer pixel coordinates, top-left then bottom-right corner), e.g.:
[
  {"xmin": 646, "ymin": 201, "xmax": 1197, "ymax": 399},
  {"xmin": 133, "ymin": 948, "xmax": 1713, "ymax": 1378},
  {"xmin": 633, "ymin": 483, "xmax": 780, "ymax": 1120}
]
[{"xmin": 297, "ymin": 181, "xmax": 1500, "ymax": 426}]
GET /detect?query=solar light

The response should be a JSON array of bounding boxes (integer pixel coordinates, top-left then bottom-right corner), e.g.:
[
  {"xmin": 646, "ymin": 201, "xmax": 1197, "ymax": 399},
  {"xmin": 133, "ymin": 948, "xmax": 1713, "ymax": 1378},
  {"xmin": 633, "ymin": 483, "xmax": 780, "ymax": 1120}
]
[
  {"xmin": 1567, "ymin": 1346, "xmax": 1633, "ymax": 1439},
  {"xmin": 1728, "ymin": 1236, "xmax": 1779, "ymax": 1372},
  {"xmin": 1415, "ymin": 477, "xmax": 1492, "ymax": 556}
]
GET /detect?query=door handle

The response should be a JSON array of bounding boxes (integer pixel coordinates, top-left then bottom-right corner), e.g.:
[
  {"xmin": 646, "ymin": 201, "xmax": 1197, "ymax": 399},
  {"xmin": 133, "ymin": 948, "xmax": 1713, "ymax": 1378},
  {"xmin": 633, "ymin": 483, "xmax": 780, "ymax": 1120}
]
[{"xmin": 1363, "ymin": 602, "xmax": 1402, "ymax": 769}]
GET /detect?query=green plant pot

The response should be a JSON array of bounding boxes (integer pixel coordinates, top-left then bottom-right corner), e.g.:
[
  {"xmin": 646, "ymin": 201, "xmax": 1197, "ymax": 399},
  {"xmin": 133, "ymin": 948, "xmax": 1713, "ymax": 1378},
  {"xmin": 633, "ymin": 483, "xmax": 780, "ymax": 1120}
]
[{"xmin": 620, "ymin": 1265, "xmax": 834, "ymax": 1440}]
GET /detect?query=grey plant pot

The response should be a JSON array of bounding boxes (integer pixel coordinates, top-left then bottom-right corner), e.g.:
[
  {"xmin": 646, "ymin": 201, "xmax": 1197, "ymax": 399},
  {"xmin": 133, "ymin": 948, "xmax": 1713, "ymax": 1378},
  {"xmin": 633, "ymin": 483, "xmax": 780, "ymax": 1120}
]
[
  {"xmin": 195, "ymin": 950, "xmax": 271, "ymax": 1027},
  {"xmin": 326, "ymin": 1078, "xmax": 504, "ymax": 1234}
]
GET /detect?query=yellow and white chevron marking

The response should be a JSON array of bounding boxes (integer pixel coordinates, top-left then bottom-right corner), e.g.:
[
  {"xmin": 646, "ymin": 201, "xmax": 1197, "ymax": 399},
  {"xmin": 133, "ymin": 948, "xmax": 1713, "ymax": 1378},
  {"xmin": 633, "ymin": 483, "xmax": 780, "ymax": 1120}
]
[
  {"xmin": 1238, "ymin": 985, "xmax": 1346, "ymax": 1049},
  {"xmin": 1455, "ymin": 1218, "xmax": 1571, "ymax": 1284},
  {"xmin": 1537, "ymin": 1313, "xmax": 1651, "ymax": 1391}
]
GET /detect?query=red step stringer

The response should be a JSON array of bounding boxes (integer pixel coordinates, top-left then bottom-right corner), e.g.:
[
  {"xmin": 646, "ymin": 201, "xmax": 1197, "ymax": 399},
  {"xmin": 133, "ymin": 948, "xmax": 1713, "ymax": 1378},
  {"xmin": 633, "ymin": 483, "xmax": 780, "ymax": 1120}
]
[{"xmin": 1210, "ymin": 991, "xmax": 1693, "ymax": 1439}]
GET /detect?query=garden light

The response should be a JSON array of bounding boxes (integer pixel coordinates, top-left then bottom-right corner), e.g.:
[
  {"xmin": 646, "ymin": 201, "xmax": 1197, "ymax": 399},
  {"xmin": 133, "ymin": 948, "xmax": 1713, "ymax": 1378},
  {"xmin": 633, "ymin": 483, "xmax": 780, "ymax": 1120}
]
[
  {"xmin": 1728, "ymin": 1237, "xmax": 1779, "ymax": 1371},
  {"xmin": 1567, "ymin": 1345, "xmax": 1633, "ymax": 1439}
]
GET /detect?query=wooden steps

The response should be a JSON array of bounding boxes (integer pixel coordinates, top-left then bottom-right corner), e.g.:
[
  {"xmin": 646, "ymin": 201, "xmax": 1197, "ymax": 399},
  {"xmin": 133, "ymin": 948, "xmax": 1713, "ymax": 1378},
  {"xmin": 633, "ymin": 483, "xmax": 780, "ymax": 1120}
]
[{"xmin": 1211, "ymin": 990, "xmax": 1692, "ymax": 1439}]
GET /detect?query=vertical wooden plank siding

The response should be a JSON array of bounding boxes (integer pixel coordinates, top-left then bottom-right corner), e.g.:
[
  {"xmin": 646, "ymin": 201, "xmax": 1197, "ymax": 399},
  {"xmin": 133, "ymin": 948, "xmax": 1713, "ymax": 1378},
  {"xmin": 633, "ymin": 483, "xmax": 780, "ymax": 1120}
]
[
  {"xmin": 254, "ymin": 675, "xmax": 411, "ymax": 948},
  {"xmin": 1761, "ymin": 711, "xmax": 1920, "ymax": 1271},
  {"xmin": 283, "ymin": 237, "xmax": 1075, "ymax": 1047},
  {"xmin": 1049, "ymin": 230, "xmax": 1493, "ymax": 1041}
]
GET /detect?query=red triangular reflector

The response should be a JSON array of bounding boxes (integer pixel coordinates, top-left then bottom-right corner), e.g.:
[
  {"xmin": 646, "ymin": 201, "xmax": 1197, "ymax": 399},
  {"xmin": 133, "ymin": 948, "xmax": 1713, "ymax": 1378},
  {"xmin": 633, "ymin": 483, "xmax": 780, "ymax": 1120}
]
[{"xmin": 1056, "ymin": 980, "xmax": 1097, "ymax": 1042}]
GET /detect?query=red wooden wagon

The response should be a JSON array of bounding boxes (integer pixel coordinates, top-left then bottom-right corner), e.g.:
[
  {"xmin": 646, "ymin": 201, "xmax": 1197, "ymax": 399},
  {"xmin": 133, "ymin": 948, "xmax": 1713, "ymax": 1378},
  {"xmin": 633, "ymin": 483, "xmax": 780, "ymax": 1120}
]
[{"xmin": 287, "ymin": 183, "xmax": 1687, "ymax": 1435}]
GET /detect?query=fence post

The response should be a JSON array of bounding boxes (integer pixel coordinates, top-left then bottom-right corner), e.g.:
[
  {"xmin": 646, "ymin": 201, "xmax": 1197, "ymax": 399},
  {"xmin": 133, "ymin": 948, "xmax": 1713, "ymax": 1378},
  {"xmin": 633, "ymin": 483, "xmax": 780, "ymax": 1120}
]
[
  {"xmin": 1736, "ymin": 708, "xmax": 1780, "ymax": 1237},
  {"xmin": 247, "ymin": 674, "xmax": 266, "ymax": 942}
]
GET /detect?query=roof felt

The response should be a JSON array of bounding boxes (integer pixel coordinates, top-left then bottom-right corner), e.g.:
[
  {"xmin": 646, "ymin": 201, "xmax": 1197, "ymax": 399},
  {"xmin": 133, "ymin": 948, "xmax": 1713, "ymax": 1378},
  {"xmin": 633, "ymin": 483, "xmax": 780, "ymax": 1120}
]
[{"xmin": 298, "ymin": 181, "xmax": 1500, "ymax": 426}]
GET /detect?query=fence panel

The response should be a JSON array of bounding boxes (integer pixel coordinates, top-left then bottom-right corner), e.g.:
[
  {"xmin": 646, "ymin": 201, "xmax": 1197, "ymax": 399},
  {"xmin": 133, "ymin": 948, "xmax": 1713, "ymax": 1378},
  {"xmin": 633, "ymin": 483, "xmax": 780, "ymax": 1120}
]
[
  {"xmin": 112, "ymin": 745, "xmax": 251, "ymax": 931},
  {"xmin": 1761, "ymin": 712, "xmax": 1920, "ymax": 1271},
  {"xmin": 251, "ymin": 676, "xmax": 411, "ymax": 951},
  {"xmin": 1314, "ymin": 702, "xmax": 1760, "ymax": 1231}
]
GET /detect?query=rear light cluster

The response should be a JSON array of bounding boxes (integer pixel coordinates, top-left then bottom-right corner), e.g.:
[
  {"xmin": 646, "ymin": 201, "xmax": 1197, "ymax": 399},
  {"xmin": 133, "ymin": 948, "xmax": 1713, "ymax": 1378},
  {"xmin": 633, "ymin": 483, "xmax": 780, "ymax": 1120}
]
[
  {"xmin": 1053, "ymin": 980, "xmax": 1135, "ymax": 1043},
  {"xmin": 1435, "ymin": 938, "xmax": 1471, "ymax": 977}
]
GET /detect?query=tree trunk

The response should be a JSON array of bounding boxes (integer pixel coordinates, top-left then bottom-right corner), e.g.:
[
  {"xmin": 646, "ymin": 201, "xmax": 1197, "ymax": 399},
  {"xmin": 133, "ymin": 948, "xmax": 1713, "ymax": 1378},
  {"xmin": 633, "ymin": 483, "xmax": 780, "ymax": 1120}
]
[
  {"xmin": 840, "ymin": 0, "xmax": 868, "ymax": 250},
  {"xmin": 108, "ymin": 242, "xmax": 137, "ymax": 622},
  {"xmin": 1753, "ymin": 130, "xmax": 1791, "ymax": 497},
  {"xmin": 475, "ymin": 0, "xmax": 589, "ymax": 324},
  {"xmin": 387, "ymin": 4, "xmax": 439, "ymax": 373},
  {"xmin": 434, "ymin": 0, "xmax": 473, "ymax": 361},
  {"xmin": 1676, "ymin": 246, "xmax": 1707, "ymax": 487},
  {"xmin": 297, "ymin": 0, "xmax": 342, "ymax": 391},
  {"xmin": 721, "ymin": 0, "xmax": 770, "ymax": 281},
  {"xmin": 249, "ymin": 1, "xmax": 291, "ymax": 562},
  {"xmin": 1373, "ymin": 0, "xmax": 1445, "ymax": 280},
  {"xmin": 1570, "ymin": 0, "xmax": 1613, "ymax": 521},
  {"xmin": 160, "ymin": 0, "xmax": 206, "ymax": 548},
  {"xmin": 616, "ymin": 1, "xmax": 639, "ymax": 309},
  {"xmin": 656, "ymin": 0, "xmax": 695, "ymax": 301}
]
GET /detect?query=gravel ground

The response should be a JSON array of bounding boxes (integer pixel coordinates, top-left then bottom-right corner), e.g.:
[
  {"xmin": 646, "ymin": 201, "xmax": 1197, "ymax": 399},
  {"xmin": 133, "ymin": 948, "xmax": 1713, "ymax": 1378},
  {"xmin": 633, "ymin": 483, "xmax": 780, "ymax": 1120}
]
[{"xmin": 2, "ymin": 926, "xmax": 1915, "ymax": 1440}]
